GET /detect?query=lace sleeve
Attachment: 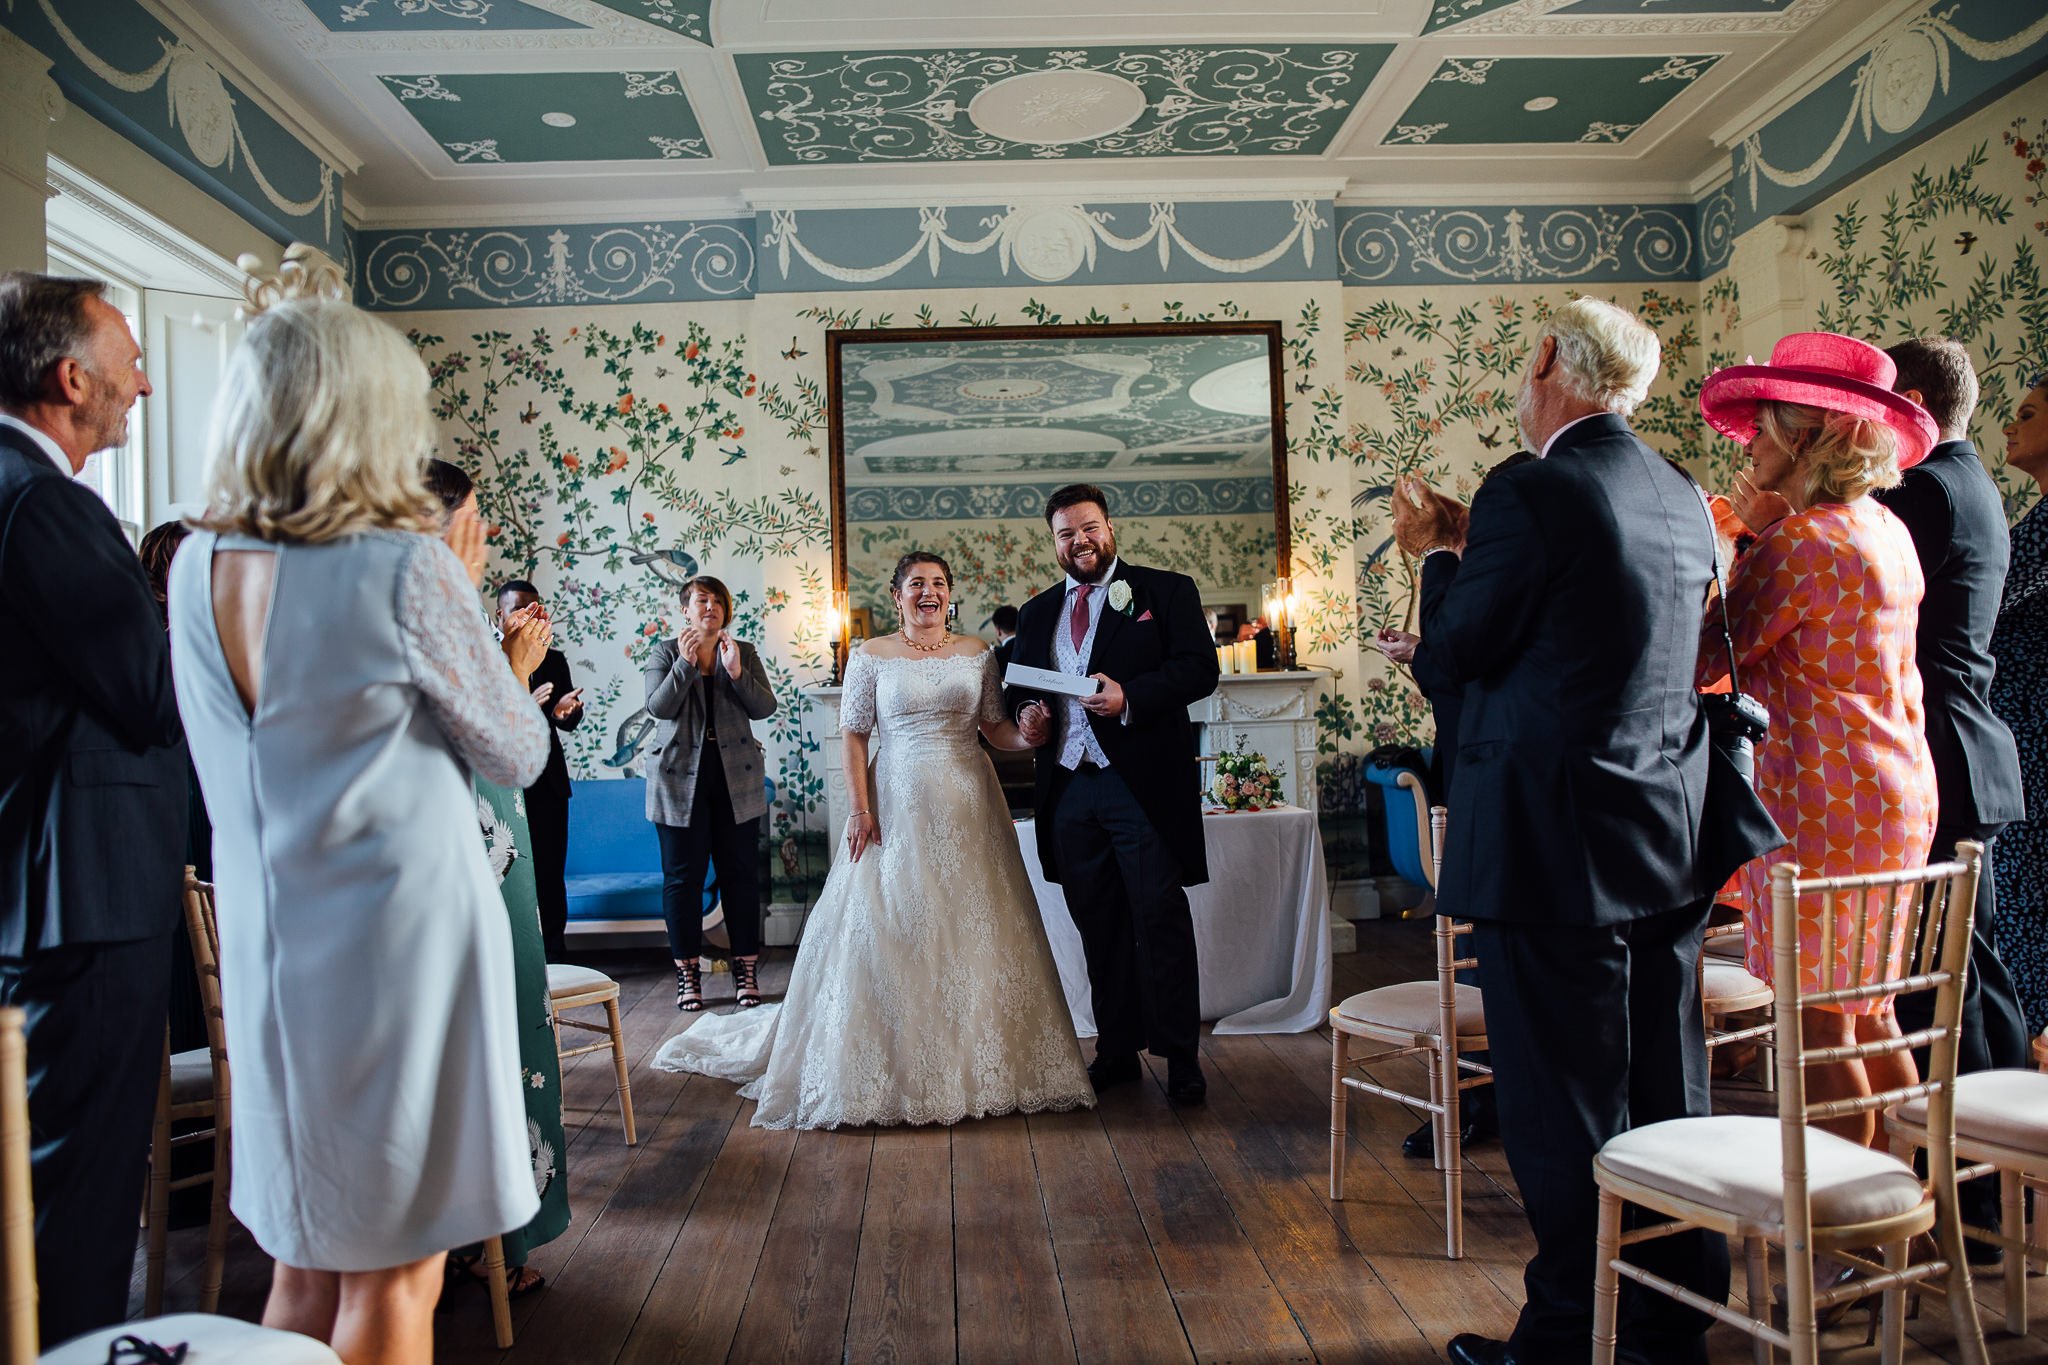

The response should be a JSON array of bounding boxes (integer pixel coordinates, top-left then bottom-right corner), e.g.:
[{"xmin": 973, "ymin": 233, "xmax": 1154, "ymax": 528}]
[
  {"xmin": 840, "ymin": 650, "xmax": 877, "ymax": 735},
  {"xmin": 978, "ymin": 650, "xmax": 1006, "ymax": 726},
  {"xmin": 399, "ymin": 537, "xmax": 550, "ymax": 788}
]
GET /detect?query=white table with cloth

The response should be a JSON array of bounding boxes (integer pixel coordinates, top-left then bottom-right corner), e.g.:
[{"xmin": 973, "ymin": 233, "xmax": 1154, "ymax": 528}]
[{"xmin": 1014, "ymin": 804, "xmax": 1332, "ymax": 1036}]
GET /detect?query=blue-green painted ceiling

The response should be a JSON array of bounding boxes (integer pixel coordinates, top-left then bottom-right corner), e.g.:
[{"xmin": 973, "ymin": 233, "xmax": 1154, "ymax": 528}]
[{"xmin": 379, "ymin": 70, "xmax": 710, "ymax": 163}]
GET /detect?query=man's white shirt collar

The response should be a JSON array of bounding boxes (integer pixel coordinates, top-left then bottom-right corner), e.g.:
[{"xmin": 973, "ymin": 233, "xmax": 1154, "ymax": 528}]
[
  {"xmin": 0, "ymin": 413, "xmax": 72, "ymax": 475},
  {"xmin": 1538, "ymin": 412, "xmax": 1604, "ymax": 461},
  {"xmin": 1065, "ymin": 558, "xmax": 1121, "ymax": 594}
]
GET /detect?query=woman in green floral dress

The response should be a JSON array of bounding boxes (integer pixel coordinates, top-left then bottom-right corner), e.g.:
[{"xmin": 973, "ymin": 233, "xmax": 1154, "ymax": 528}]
[{"xmin": 464, "ymin": 776, "xmax": 571, "ymax": 1291}]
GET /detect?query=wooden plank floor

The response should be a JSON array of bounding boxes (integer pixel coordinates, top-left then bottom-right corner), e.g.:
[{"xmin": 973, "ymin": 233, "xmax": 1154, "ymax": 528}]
[{"xmin": 133, "ymin": 920, "xmax": 2048, "ymax": 1363}]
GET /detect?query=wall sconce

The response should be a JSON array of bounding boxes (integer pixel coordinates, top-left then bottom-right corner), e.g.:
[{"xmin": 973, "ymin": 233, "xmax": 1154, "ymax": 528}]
[
  {"xmin": 828, "ymin": 589, "xmax": 850, "ymax": 683},
  {"xmin": 1261, "ymin": 576, "xmax": 1297, "ymax": 671}
]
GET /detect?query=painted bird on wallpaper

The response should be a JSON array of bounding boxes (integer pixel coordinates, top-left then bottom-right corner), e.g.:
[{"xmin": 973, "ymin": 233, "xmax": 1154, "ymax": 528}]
[
  {"xmin": 1477, "ymin": 426, "xmax": 1504, "ymax": 448},
  {"xmin": 629, "ymin": 546, "xmax": 700, "ymax": 587},
  {"xmin": 1955, "ymin": 231, "xmax": 1978, "ymax": 253},
  {"xmin": 518, "ymin": 402, "xmax": 539, "ymax": 424},
  {"xmin": 603, "ymin": 707, "xmax": 658, "ymax": 770},
  {"xmin": 781, "ymin": 336, "xmax": 807, "ymax": 360},
  {"xmin": 721, "ymin": 447, "xmax": 746, "ymax": 465}
]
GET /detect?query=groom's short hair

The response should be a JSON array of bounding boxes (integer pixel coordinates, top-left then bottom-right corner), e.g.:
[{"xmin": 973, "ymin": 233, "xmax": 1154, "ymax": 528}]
[{"xmin": 1044, "ymin": 483, "xmax": 1110, "ymax": 525}]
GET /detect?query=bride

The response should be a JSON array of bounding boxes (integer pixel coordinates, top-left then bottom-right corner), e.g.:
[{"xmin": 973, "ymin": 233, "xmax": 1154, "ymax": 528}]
[{"xmin": 652, "ymin": 550, "xmax": 1095, "ymax": 1128}]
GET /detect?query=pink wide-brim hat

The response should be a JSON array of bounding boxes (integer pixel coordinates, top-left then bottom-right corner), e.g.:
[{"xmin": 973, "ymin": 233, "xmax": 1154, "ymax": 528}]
[{"xmin": 1698, "ymin": 331, "xmax": 1939, "ymax": 471}]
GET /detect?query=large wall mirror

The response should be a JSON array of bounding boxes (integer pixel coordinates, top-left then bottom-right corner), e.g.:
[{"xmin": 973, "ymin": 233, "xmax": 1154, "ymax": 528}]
[{"xmin": 826, "ymin": 322, "xmax": 1290, "ymax": 648}]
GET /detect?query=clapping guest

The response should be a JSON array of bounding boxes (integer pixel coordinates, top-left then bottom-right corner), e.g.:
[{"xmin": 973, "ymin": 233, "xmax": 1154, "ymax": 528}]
[
  {"xmin": 1696, "ymin": 333, "xmax": 1940, "ymax": 1151},
  {"xmin": 169, "ymin": 248, "xmax": 548, "ymax": 1362},
  {"xmin": 0, "ymin": 272, "xmax": 187, "ymax": 1345},
  {"xmin": 645, "ymin": 576, "xmax": 778, "ymax": 1012},
  {"xmin": 497, "ymin": 579, "xmax": 583, "ymax": 963},
  {"xmin": 1991, "ymin": 375, "xmax": 2048, "ymax": 1039}
]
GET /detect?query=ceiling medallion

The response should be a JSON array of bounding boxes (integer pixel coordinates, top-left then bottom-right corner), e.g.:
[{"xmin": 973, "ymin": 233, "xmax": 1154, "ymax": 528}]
[
  {"xmin": 956, "ymin": 377, "xmax": 1052, "ymax": 403},
  {"xmin": 1867, "ymin": 29, "xmax": 1938, "ymax": 135},
  {"xmin": 967, "ymin": 69, "xmax": 1149, "ymax": 147},
  {"xmin": 1522, "ymin": 96, "xmax": 1558, "ymax": 112},
  {"xmin": 541, "ymin": 111, "xmax": 578, "ymax": 128}
]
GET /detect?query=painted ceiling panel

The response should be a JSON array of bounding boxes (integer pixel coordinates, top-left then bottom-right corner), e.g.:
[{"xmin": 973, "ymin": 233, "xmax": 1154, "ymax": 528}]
[
  {"xmin": 1555, "ymin": 0, "xmax": 1795, "ymax": 13},
  {"xmin": 735, "ymin": 45, "xmax": 1393, "ymax": 164},
  {"xmin": 379, "ymin": 69, "xmax": 710, "ymax": 162},
  {"xmin": 580, "ymin": 0, "xmax": 711, "ymax": 42},
  {"xmin": 1384, "ymin": 53, "xmax": 1721, "ymax": 146},
  {"xmin": 299, "ymin": 0, "xmax": 586, "ymax": 30}
]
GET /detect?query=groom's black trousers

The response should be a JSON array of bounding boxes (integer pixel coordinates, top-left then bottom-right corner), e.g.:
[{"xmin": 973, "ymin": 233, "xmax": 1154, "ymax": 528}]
[{"xmin": 1049, "ymin": 765, "xmax": 1200, "ymax": 1060}]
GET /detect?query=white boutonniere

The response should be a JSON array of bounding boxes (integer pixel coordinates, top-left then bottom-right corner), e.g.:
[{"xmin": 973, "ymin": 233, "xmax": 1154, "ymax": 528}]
[{"xmin": 1107, "ymin": 580, "xmax": 1134, "ymax": 615}]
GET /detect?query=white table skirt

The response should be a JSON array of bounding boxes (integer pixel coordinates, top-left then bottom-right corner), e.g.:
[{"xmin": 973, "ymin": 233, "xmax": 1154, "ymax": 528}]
[{"xmin": 1015, "ymin": 805, "xmax": 1333, "ymax": 1036}]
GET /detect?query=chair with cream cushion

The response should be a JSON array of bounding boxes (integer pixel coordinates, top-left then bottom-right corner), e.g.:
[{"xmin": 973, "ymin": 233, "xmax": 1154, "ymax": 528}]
[
  {"xmin": 1329, "ymin": 805, "xmax": 1489, "ymax": 1259},
  {"xmin": 1592, "ymin": 846, "xmax": 1989, "ymax": 1365},
  {"xmin": 1885, "ymin": 1068, "xmax": 2048, "ymax": 1334},
  {"xmin": 0, "ymin": 1007, "xmax": 340, "ymax": 1365},
  {"xmin": 547, "ymin": 963, "xmax": 638, "ymax": 1146},
  {"xmin": 1701, "ymin": 920, "xmax": 1776, "ymax": 1094}
]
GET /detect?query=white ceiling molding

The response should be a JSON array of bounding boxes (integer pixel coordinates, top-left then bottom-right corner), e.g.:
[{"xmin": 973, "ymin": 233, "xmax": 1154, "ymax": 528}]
[
  {"xmin": 1443, "ymin": 0, "xmax": 1842, "ymax": 39},
  {"xmin": 249, "ymin": 0, "xmax": 691, "ymax": 54},
  {"xmin": 1707, "ymin": 0, "xmax": 1928, "ymax": 148}
]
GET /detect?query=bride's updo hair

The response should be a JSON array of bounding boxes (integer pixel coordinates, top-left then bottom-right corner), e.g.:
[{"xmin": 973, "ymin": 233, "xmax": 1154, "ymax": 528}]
[{"xmin": 889, "ymin": 550, "xmax": 952, "ymax": 596}]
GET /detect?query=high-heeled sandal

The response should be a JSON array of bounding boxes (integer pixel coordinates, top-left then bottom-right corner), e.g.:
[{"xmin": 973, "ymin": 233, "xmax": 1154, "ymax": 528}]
[
  {"xmin": 676, "ymin": 961, "xmax": 703, "ymax": 1012},
  {"xmin": 734, "ymin": 955, "xmax": 763, "ymax": 1009}
]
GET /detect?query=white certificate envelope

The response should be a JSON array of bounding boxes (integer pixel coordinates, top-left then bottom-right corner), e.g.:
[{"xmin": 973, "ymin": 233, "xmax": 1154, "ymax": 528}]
[{"xmin": 1004, "ymin": 662, "xmax": 1102, "ymax": 698}]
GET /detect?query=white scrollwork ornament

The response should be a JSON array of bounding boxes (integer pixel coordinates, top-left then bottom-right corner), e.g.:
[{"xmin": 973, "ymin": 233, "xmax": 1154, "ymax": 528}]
[{"xmin": 166, "ymin": 46, "xmax": 234, "ymax": 169}]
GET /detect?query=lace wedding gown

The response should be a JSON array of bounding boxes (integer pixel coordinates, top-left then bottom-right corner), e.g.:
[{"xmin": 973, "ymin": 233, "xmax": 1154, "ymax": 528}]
[{"xmin": 652, "ymin": 648, "xmax": 1093, "ymax": 1129}]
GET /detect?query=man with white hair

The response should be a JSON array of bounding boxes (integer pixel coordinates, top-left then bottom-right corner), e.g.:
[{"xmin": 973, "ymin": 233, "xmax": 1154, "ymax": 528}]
[{"xmin": 1394, "ymin": 297, "xmax": 1778, "ymax": 1365}]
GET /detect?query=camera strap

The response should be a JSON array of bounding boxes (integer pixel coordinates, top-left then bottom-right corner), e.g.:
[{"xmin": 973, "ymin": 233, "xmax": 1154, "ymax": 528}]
[{"xmin": 1674, "ymin": 466, "xmax": 1745, "ymax": 698}]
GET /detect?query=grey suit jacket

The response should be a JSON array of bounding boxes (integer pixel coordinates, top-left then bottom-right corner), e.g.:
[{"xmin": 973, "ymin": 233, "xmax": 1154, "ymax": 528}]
[{"xmin": 642, "ymin": 637, "xmax": 777, "ymax": 827}]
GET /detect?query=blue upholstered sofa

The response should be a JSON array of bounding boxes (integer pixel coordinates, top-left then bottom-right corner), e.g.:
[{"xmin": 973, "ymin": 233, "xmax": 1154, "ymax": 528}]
[{"xmin": 562, "ymin": 775, "xmax": 774, "ymax": 932}]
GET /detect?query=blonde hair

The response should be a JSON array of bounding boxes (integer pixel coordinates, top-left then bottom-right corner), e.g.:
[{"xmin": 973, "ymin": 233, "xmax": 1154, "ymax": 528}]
[
  {"xmin": 1540, "ymin": 297, "xmax": 1661, "ymax": 415},
  {"xmin": 195, "ymin": 249, "xmax": 440, "ymax": 543},
  {"xmin": 1755, "ymin": 399, "xmax": 1902, "ymax": 505}
]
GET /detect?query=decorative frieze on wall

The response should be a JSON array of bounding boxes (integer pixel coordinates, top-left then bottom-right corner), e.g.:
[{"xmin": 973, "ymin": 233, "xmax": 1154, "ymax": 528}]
[
  {"xmin": 356, "ymin": 219, "xmax": 755, "ymax": 308},
  {"xmin": 1335, "ymin": 201, "xmax": 1726, "ymax": 285},
  {"xmin": 3, "ymin": 0, "xmax": 342, "ymax": 252},
  {"xmin": 757, "ymin": 200, "xmax": 1334, "ymax": 292},
  {"xmin": 1729, "ymin": 0, "xmax": 2048, "ymax": 236}
]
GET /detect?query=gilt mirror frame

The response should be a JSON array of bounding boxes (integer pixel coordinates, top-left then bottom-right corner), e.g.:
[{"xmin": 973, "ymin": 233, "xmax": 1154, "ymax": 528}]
[{"xmin": 825, "ymin": 320, "xmax": 1293, "ymax": 611}]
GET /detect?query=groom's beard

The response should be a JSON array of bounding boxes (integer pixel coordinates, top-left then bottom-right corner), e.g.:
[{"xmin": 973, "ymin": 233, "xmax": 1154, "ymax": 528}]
[{"xmin": 1056, "ymin": 534, "xmax": 1117, "ymax": 584}]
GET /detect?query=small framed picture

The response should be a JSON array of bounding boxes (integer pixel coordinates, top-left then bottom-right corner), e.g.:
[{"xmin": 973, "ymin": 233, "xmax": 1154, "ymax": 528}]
[{"xmin": 847, "ymin": 607, "xmax": 874, "ymax": 643}]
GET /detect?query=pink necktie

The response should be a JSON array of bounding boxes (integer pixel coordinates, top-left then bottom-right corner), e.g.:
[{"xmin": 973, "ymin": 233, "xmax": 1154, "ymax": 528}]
[{"xmin": 1069, "ymin": 584, "xmax": 1092, "ymax": 652}]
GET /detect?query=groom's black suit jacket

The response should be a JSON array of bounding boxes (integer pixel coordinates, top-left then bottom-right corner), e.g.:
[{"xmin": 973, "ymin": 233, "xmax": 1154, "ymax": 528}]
[{"xmin": 1007, "ymin": 560, "xmax": 1220, "ymax": 888}]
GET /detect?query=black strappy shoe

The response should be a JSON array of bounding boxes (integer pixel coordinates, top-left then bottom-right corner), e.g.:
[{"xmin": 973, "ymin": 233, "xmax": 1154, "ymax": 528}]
[
  {"xmin": 676, "ymin": 961, "xmax": 703, "ymax": 1012},
  {"xmin": 734, "ymin": 955, "xmax": 763, "ymax": 1008}
]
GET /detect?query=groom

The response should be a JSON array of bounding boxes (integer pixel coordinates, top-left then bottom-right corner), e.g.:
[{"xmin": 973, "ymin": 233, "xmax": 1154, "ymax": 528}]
[{"xmin": 1010, "ymin": 484, "xmax": 1220, "ymax": 1104}]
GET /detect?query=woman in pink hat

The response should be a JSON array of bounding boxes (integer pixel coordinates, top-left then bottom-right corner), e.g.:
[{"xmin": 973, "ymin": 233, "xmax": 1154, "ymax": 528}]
[{"xmin": 1697, "ymin": 331, "xmax": 1941, "ymax": 1152}]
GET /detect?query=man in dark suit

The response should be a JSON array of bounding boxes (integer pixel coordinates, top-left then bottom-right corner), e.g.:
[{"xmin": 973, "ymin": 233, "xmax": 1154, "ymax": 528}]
[
  {"xmin": 1375, "ymin": 448, "xmax": 1536, "ymax": 1161},
  {"xmin": 1008, "ymin": 484, "xmax": 1220, "ymax": 1104},
  {"xmin": 1397, "ymin": 299, "xmax": 1778, "ymax": 1365},
  {"xmin": 496, "ymin": 579, "xmax": 584, "ymax": 962},
  {"xmin": 990, "ymin": 603, "xmax": 1019, "ymax": 671},
  {"xmin": 0, "ymin": 272, "xmax": 188, "ymax": 1343},
  {"xmin": 1879, "ymin": 337, "xmax": 2031, "ymax": 1242}
]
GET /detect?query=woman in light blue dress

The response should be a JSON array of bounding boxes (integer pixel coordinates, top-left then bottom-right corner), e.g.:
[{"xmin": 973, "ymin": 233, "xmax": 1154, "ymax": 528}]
[{"xmin": 168, "ymin": 253, "xmax": 550, "ymax": 1361}]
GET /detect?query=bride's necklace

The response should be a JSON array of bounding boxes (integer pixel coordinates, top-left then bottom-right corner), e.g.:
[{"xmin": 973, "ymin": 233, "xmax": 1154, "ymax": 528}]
[{"xmin": 899, "ymin": 627, "xmax": 953, "ymax": 653}]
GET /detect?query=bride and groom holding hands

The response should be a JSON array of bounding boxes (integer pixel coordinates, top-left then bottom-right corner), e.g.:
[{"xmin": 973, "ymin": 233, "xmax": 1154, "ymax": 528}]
[{"xmin": 655, "ymin": 483, "xmax": 1222, "ymax": 1127}]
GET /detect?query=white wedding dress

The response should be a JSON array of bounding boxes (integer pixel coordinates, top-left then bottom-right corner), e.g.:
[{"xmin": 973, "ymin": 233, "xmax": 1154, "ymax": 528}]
[{"xmin": 652, "ymin": 648, "xmax": 1094, "ymax": 1129}]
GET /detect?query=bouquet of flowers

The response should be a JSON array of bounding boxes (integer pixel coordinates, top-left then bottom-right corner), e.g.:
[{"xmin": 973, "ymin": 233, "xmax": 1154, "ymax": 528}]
[{"xmin": 1210, "ymin": 737, "xmax": 1284, "ymax": 812}]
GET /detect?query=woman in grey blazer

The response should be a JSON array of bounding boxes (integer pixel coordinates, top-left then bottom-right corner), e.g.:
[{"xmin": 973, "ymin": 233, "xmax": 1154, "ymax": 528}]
[{"xmin": 645, "ymin": 575, "xmax": 778, "ymax": 1010}]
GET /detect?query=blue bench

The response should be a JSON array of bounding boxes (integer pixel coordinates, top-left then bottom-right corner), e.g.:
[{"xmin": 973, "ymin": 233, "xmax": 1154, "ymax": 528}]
[
  {"xmin": 562, "ymin": 775, "xmax": 774, "ymax": 932},
  {"xmin": 1365, "ymin": 755, "xmax": 1437, "ymax": 888}
]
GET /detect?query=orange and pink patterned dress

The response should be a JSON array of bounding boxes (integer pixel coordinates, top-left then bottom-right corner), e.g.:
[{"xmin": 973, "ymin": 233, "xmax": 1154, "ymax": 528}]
[{"xmin": 1699, "ymin": 497, "xmax": 1937, "ymax": 1015}]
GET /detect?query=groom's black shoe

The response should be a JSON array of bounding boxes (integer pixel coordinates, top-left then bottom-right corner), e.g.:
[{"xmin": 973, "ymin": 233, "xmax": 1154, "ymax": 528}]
[
  {"xmin": 1087, "ymin": 1053, "xmax": 1141, "ymax": 1091},
  {"xmin": 1445, "ymin": 1334, "xmax": 1517, "ymax": 1365},
  {"xmin": 1165, "ymin": 1056, "xmax": 1206, "ymax": 1106}
]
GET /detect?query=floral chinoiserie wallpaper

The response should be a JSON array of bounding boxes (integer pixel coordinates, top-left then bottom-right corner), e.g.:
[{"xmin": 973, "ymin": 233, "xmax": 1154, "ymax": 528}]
[{"xmin": 402, "ymin": 73, "xmax": 2048, "ymax": 887}]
